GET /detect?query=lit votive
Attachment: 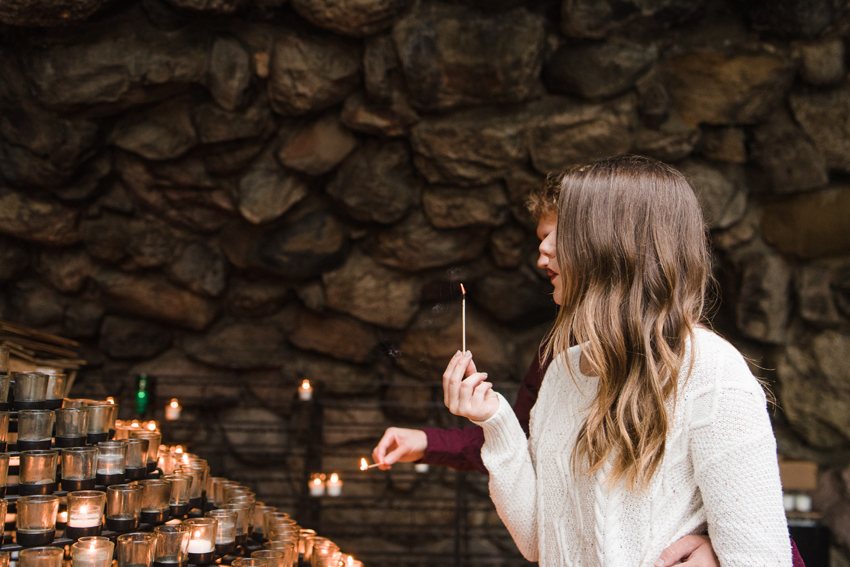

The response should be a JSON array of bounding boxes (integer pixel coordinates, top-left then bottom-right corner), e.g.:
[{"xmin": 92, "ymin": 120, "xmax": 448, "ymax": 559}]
[
  {"xmin": 68, "ymin": 505, "xmax": 101, "ymax": 528},
  {"xmin": 187, "ymin": 539, "xmax": 214, "ymax": 554},
  {"xmin": 415, "ymin": 463, "xmax": 430, "ymax": 473},
  {"xmin": 298, "ymin": 380, "xmax": 312, "ymax": 401},
  {"xmin": 326, "ymin": 473, "xmax": 342, "ymax": 497},
  {"xmin": 165, "ymin": 399, "xmax": 181, "ymax": 421},
  {"xmin": 309, "ymin": 474, "xmax": 325, "ymax": 497}
]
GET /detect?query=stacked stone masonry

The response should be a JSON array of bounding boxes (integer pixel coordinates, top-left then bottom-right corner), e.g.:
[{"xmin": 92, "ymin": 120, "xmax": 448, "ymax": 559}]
[{"xmin": 1, "ymin": 0, "xmax": 850, "ymax": 563}]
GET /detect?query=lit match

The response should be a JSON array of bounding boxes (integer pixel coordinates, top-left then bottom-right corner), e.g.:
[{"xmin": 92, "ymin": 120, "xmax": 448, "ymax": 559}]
[
  {"xmin": 360, "ymin": 458, "xmax": 380, "ymax": 470},
  {"xmin": 460, "ymin": 283, "xmax": 466, "ymax": 352}
]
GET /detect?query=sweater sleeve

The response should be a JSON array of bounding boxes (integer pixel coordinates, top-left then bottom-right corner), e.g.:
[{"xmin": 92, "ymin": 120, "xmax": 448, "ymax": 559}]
[
  {"xmin": 474, "ymin": 393, "xmax": 540, "ymax": 562},
  {"xmin": 689, "ymin": 354, "xmax": 792, "ymax": 567},
  {"xmin": 419, "ymin": 426, "xmax": 487, "ymax": 473}
]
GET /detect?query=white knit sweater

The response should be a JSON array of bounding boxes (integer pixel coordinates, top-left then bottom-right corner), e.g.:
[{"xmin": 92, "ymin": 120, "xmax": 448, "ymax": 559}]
[{"xmin": 474, "ymin": 329, "xmax": 791, "ymax": 567}]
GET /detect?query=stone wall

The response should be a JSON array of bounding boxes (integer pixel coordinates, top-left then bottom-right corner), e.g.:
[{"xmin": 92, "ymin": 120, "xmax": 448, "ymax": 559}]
[{"xmin": 1, "ymin": 0, "xmax": 850, "ymax": 563}]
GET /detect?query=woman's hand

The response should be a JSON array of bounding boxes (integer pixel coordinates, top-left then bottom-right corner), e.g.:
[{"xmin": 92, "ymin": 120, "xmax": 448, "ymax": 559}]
[
  {"xmin": 443, "ymin": 350, "xmax": 500, "ymax": 422},
  {"xmin": 372, "ymin": 427, "xmax": 428, "ymax": 471}
]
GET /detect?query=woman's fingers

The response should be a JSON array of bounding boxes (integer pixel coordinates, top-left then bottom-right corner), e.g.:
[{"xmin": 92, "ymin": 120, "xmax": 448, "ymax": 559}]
[{"xmin": 444, "ymin": 351, "xmax": 472, "ymax": 410}]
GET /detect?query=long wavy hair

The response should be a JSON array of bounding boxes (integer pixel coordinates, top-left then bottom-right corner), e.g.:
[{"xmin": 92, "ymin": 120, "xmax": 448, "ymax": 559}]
[{"xmin": 543, "ymin": 155, "xmax": 710, "ymax": 491}]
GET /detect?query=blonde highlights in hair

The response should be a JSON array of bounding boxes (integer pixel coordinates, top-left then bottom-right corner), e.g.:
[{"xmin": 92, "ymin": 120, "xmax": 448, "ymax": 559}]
[{"xmin": 544, "ymin": 155, "xmax": 710, "ymax": 491}]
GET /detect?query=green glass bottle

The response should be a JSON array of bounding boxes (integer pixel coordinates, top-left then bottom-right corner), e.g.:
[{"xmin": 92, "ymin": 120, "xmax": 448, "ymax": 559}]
[{"xmin": 135, "ymin": 374, "xmax": 150, "ymax": 417}]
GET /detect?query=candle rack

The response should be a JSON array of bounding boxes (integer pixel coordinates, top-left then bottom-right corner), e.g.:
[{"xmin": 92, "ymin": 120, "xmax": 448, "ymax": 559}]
[{"xmin": 111, "ymin": 373, "xmax": 531, "ymax": 567}]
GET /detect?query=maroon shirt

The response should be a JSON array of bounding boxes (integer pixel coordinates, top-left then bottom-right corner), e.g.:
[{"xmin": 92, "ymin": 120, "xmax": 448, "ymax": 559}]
[{"xmin": 420, "ymin": 352, "xmax": 806, "ymax": 567}]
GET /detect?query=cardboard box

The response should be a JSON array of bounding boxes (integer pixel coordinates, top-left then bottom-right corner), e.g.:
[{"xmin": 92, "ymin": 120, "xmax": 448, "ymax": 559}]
[{"xmin": 778, "ymin": 459, "xmax": 818, "ymax": 491}]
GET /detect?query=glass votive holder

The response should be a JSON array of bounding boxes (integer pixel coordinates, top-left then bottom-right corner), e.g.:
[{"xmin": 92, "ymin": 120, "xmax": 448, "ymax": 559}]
[
  {"xmin": 214, "ymin": 480, "xmax": 241, "ymax": 508},
  {"xmin": 129, "ymin": 431, "xmax": 161, "ymax": 473},
  {"xmin": 71, "ymin": 536, "xmax": 114, "ymax": 567},
  {"xmin": 0, "ymin": 551, "xmax": 8, "ymax": 567},
  {"xmin": 153, "ymin": 524, "xmax": 190, "ymax": 567},
  {"xmin": 19, "ymin": 450, "xmax": 58, "ymax": 495},
  {"xmin": 17, "ymin": 410, "xmax": 55, "ymax": 451},
  {"xmin": 184, "ymin": 517, "xmax": 217, "ymax": 565},
  {"xmin": 162, "ymin": 474, "xmax": 192, "ymax": 518},
  {"xmin": 39, "ymin": 371, "xmax": 66, "ymax": 410},
  {"xmin": 0, "ymin": 346, "xmax": 8, "ymax": 376},
  {"xmin": 55, "ymin": 408, "xmax": 88, "ymax": 448},
  {"xmin": 224, "ymin": 502, "xmax": 252, "ymax": 545},
  {"xmin": 310, "ymin": 540, "xmax": 340, "ymax": 567},
  {"xmin": 65, "ymin": 490, "xmax": 106, "ymax": 540},
  {"xmin": 97, "ymin": 441, "xmax": 127, "ymax": 486},
  {"xmin": 106, "ymin": 484, "xmax": 143, "ymax": 532},
  {"xmin": 252, "ymin": 549, "xmax": 288, "ymax": 567},
  {"xmin": 13, "ymin": 373, "xmax": 49, "ymax": 410},
  {"xmin": 0, "ymin": 412, "xmax": 9, "ymax": 452},
  {"xmin": 85, "ymin": 404, "xmax": 113, "ymax": 444},
  {"xmin": 0, "ymin": 372, "xmax": 10, "ymax": 411},
  {"xmin": 205, "ymin": 509, "xmax": 237, "ymax": 556},
  {"xmin": 298, "ymin": 529, "xmax": 317, "ymax": 558},
  {"xmin": 175, "ymin": 466, "xmax": 205, "ymax": 510},
  {"xmin": 231, "ymin": 560, "xmax": 269, "ymax": 567},
  {"xmin": 138, "ymin": 479, "xmax": 171, "ymax": 525},
  {"xmin": 0, "ymin": 500, "xmax": 7, "ymax": 536},
  {"xmin": 262, "ymin": 512, "xmax": 290, "ymax": 538},
  {"xmin": 125, "ymin": 438, "xmax": 150, "ymax": 481},
  {"xmin": 251, "ymin": 505, "xmax": 275, "ymax": 542},
  {"xmin": 0, "ymin": 453, "xmax": 9, "ymax": 497},
  {"xmin": 117, "ymin": 532, "xmax": 156, "ymax": 567},
  {"xmin": 266, "ymin": 517, "xmax": 297, "ymax": 541},
  {"xmin": 16, "ymin": 495, "xmax": 59, "ymax": 546},
  {"xmin": 18, "ymin": 547, "xmax": 64, "ymax": 567},
  {"xmin": 61, "ymin": 447, "xmax": 98, "ymax": 491}
]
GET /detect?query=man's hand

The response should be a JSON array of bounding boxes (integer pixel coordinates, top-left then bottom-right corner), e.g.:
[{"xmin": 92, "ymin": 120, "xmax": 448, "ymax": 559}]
[
  {"xmin": 372, "ymin": 428, "xmax": 428, "ymax": 471},
  {"xmin": 654, "ymin": 535, "xmax": 718, "ymax": 567}
]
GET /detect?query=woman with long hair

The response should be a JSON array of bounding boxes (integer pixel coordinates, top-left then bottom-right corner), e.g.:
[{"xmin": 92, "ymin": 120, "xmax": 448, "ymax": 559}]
[{"xmin": 443, "ymin": 155, "xmax": 791, "ymax": 566}]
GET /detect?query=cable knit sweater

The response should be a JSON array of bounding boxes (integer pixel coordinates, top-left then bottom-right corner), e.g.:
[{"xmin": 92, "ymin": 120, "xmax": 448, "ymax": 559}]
[{"xmin": 474, "ymin": 328, "xmax": 791, "ymax": 567}]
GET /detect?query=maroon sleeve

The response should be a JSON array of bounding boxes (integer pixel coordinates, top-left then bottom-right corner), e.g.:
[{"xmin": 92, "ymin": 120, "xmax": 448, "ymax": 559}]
[
  {"xmin": 791, "ymin": 537, "xmax": 805, "ymax": 567},
  {"xmin": 419, "ymin": 350, "xmax": 549, "ymax": 474}
]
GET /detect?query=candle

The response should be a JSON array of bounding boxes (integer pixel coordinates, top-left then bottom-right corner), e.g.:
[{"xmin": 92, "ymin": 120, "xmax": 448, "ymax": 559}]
[
  {"xmin": 309, "ymin": 474, "xmax": 325, "ymax": 497},
  {"xmin": 69, "ymin": 504, "xmax": 102, "ymax": 528},
  {"xmin": 97, "ymin": 454, "xmax": 123, "ymax": 475},
  {"xmin": 326, "ymin": 473, "xmax": 342, "ymax": 497},
  {"xmin": 72, "ymin": 539, "xmax": 113, "ymax": 567},
  {"xmin": 298, "ymin": 380, "xmax": 312, "ymax": 401},
  {"xmin": 415, "ymin": 463, "xmax": 430, "ymax": 473},
  {"xmin": 187, "ymin": 539, "xmax": 214, "ymax": 554},
  {"xmin": 165, "ymin": 399, "xmax": 181, "ymax": 421}
]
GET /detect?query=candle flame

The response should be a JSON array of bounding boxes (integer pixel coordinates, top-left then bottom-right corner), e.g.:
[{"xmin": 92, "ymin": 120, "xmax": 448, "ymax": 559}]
[
  {"xmin": 312, "ymin": 478, "xmax": 322, "ymax": 486},
  {"xmin": 347, "ymin": 557, "xmax": 354, "ymax": 567},
  {"xmin": 360, "ymin": 458, "xmax": 368, "ymax": 471},
  {"xmin": 106, "ymin": 397, "xmax": 115, "ymax": 404},
  {"xmin": 131, "ymin": 420, "xmax": 139, "ymax": 428},
  {"xmin": 170, "ymin": 398, "xmax": 180, "ymax": 408},
  {"xmin": 300, "ymin": 380, "xmax": 311, "ymax": 390},
  {"xmin": 330, "ymin": 473, "xmax": 339, "ymax": 483},
  {"xmin": 194, "ymin": 530, "xmax": 202, "ymax": 538},
  {"xmin": 147, "ymin": 421, "xmax": 157, "ymax": 431},
  {"xmin": 175, "ymin": 446, "xmax": 184, "ymax": 454}
]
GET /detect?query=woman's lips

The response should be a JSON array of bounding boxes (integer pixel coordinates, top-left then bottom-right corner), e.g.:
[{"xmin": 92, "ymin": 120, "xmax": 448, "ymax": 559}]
[{"xmin": 547, "ymin": 270, "xmax": 558, "ymax": 283}]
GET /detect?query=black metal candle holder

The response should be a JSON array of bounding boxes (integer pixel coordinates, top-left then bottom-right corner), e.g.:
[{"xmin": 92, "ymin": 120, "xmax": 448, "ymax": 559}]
[
  {"xmin": 64, "ymin": 524, "xmax": 102, "ymax": 540},
  {"xmin": 106, "ymin": 516, "xmax": 139, "ymax": 533},
  {"xmin": 18, "ymin": 482, "xmax": 56, "ymax": 496},
  {"xmin": 188, "ymin": 551, "xmax": 215, "ymax": 565},
  {"xmin": 141, "ymin": 510, "xmax": 168, "ymax": 525},
  {"xmin": 60, "ymin": 478, "xmax": 96, "ymax": 492},
  {"xmin": 96, "ymin": 472, "xmax": 125, "ymax": 487},
  {"xmin": 54, "ymin": 436, "xmax": 87, "ymax": 448},
  {"xmin": 15, "ymin": 530, "xmax": 55, "ymax": 547}
]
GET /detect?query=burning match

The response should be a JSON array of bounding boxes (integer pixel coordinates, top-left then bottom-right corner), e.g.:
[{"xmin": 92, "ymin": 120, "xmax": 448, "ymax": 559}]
[
  {"xmin": 460, "ymin": 283, "xmax": 466, "ymax": 352},
  {"xmin": 360, "ymin": 458, "xmax": 380, "ymax": 470}
]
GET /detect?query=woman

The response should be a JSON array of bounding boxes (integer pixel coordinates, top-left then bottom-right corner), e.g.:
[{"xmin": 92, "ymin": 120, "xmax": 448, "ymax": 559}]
[{"xmin": 443, "ymin": 156, "xmax": 791, "ymax": 566}]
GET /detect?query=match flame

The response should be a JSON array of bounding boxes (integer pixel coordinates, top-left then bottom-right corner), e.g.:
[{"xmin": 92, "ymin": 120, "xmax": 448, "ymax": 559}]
[
  {"xmin": 460, "ymin": 283, "xmax": 466, "ymax": 295},
  {"xmin": 360, "ymin": 458, "xmax": 368, "ymax": 471}
]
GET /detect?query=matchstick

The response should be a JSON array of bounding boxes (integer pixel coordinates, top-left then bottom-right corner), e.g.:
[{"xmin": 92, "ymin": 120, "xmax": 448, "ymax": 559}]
[{"xmin": 460, "ymin": 283, "xmax": 466, "ymax": 352}]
